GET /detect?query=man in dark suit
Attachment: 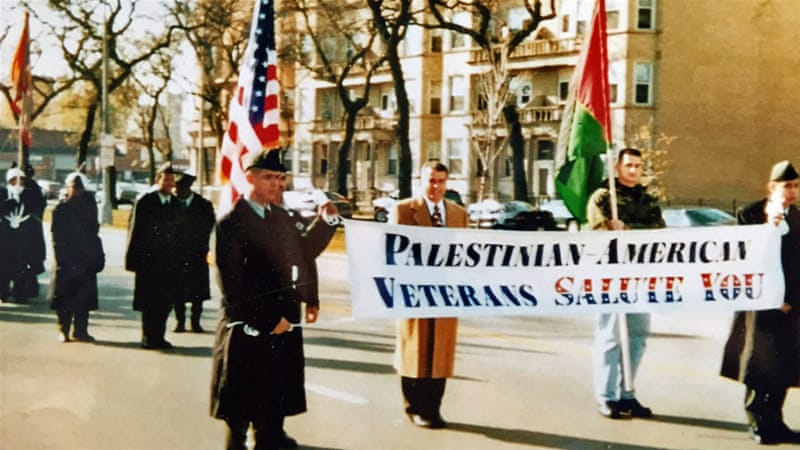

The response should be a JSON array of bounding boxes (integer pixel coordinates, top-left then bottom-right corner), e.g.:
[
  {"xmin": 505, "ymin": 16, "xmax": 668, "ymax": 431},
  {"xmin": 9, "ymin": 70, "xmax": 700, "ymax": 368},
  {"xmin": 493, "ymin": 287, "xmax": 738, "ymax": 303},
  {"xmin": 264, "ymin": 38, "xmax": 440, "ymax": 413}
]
[
  {"xmin": 721, "ymin": 160, "xmax": 800, "ymax": 444},
  {"xmin": 210, "ymin": 150, "xmax": 339, "ymax": 450},
  {"xmin": 125, "ymin": 163, "xmax": 180, "ymax": 349},
  {"xmin": 172, "ymin": 171, "xmax": 215, "ymax": 333},
  {"xmin": 390, "ymin": 161, "xmax": 468, "ymax": 429}
]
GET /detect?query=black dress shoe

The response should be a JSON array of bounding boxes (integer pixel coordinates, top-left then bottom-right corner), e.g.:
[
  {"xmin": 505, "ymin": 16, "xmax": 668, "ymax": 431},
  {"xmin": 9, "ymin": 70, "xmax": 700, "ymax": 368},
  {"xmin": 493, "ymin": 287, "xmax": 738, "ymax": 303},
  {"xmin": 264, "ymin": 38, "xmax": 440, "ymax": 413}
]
[
  {"xmin": 72, "ymin": 333, "xmax": 96, "ymax": 342},
  {"xmin": 598, "ymin": 401, "xmax": 622, "ymax": 419},
  {"xmin": 190, "ymin": 324, "xmax": 204, "ymax": 333},
  {"xmin": 748, "ymin": 423, "xmax": 779, "ymax": 445},
  {"xmin": 408, "ymin": 413, "xmax": 446, "ymax": 429},
  {"xmin": 279, "ymin": 431, "xmax": 298, "ymax": 449},
  {"xmin": 173, "ymin": 324, "xmax": 186, "ymax": 333},
  {"xmin": 619, "ymin": 398, "xmax": 653, "ymax": 418},
  {"xmin": 774, "ymin": 422, "xmax": 800, "ymax": 443}
]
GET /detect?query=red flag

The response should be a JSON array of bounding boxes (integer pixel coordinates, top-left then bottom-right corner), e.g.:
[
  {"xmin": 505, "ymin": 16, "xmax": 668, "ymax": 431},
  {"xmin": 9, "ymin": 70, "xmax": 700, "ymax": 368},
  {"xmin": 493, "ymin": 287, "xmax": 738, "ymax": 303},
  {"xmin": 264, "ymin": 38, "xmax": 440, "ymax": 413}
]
[
  {"xmin": 554, "ymin": 0, "xmax": 610, "ymax": 223},
  {"xmin": 11, "ymin": 11, "xmax": 32, "ymax": 147},
  {"xmin": 217, "ymin": 0, "xmax": 281, "ymax": 214}
]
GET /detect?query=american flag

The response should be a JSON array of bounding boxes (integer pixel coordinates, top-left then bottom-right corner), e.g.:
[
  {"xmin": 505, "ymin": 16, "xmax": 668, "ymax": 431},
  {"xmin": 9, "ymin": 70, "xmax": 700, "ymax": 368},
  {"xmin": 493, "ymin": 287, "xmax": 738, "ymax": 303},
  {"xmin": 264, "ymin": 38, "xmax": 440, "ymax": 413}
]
[
  {"xmin": 11, "ymin": 11, "xmax": 32, "ymax": 148},
  {"xmin": 218, "ymin": 0, "xmax": 281, "ymax": 214}
]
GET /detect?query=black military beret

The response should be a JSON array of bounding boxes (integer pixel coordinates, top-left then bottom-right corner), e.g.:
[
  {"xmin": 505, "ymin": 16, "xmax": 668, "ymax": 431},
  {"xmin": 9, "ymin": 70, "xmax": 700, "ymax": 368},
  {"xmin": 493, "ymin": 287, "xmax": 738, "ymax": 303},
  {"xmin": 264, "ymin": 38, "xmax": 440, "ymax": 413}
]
[
  {"xmin": 769, "ymin": 160, "xmax": 798, "ymax": 181},
  {"xmin": 176, "ymin": 170, "xmax": 196, "ymax": 186},
  {"xmin": 243, "ymin": 149, "xmax": 286, "ymax": 172}
]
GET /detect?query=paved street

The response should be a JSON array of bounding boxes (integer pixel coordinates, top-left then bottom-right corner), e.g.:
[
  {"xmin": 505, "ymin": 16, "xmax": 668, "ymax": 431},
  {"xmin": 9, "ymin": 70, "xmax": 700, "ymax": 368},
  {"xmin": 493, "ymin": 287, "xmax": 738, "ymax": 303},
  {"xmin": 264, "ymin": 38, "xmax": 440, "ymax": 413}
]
[{"xmin": 1, "ymin": 224, "xmax": 798, "ymax": 450}]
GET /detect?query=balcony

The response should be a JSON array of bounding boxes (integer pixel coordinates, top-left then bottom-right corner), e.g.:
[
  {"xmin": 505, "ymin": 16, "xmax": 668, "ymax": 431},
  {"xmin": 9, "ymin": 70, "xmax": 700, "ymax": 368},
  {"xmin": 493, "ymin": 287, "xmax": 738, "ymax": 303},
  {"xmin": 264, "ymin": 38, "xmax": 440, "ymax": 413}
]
[
  {"xmin": 469, "ymin": 37, "xmax": 582, "ymax": 64},
  {"xmin": 312, "ymin": 115, "xmax": 396, "ymax": 133},
  {"xmin": 469, "ymin": 104, "xmax": 563, "ymax": 128}
]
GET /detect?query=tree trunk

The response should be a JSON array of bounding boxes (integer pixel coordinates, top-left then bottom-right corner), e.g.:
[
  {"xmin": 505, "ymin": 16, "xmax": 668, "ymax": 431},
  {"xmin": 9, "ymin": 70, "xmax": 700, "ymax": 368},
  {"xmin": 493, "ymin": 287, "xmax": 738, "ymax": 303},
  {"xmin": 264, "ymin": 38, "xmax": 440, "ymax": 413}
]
[
  {"xmin": 388, "ymin": 46, "xmax": 412, "ymax": 199},
  {"xmin": 336, "ymin": 112, "xmax": 359, "ymax": 197},
  {"xmin": 504, "ymin": 105, "xmax": 528, "ymax": 201},
  {"xmin": 77, "ymin": 103, "xmax": 99, "ymax": 168}
]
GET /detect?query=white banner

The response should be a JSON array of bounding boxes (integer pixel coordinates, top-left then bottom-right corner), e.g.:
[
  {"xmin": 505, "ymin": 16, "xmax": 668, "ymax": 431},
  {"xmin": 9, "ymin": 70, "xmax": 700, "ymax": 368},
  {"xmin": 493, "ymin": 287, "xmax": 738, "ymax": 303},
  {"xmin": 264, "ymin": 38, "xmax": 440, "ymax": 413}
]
[{"xmin": 344, "ymin": 220, "xmax": 785, "ymax": 318}]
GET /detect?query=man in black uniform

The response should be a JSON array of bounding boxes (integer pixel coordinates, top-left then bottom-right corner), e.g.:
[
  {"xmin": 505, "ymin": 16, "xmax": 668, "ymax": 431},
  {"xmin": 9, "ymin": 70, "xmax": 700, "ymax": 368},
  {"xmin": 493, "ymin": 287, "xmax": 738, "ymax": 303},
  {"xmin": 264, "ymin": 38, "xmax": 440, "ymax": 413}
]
[
  {"xmin": 721, "ymin": 160, "xmax": 800, "ymax": 444},
  {"xmin": 172, "ymin": 171, "xmax": 215, "ymax": 333},
  {"xmin": 125, "ymin": 163, "xmax": 179, "ymax": 349},
  {"xmin": 210, "ymin": 150, "xmax": 339, "ymax": 450}
]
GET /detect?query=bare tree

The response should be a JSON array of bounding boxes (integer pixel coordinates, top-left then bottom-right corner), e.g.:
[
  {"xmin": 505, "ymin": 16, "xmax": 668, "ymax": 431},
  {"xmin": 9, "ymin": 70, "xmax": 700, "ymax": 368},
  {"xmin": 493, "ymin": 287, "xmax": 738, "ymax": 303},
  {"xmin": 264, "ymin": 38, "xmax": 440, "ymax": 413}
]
[
  {"xmin": 26, "ymin": 0, "xmax": 179, "ymax": 166},
  {"xmin": 367, "ymin": 0, "xmax": 414, "ymax": 198},
  {"xmin": 425, "ymin": 0, "xmax": 557, "ymax": 201},
  {"xmin": 167, "ymin": 0, "xmax": 250, "ymax": 183},
  {"xmin": 283, "ymin": 0, "xmax": 387, "ymax": 196},
  {"xmin": 129, "ymin": 48, "xmax": 176, "ymax": 181}
]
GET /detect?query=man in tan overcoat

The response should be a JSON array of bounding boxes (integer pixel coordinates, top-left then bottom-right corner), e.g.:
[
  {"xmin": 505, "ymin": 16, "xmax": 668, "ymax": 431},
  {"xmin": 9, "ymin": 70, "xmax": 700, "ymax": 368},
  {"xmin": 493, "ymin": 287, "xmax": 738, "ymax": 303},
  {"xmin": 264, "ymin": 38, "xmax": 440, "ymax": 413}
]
[{"xmin": 390, "ymin": 160, "xmax": 468, "ymax": 429}]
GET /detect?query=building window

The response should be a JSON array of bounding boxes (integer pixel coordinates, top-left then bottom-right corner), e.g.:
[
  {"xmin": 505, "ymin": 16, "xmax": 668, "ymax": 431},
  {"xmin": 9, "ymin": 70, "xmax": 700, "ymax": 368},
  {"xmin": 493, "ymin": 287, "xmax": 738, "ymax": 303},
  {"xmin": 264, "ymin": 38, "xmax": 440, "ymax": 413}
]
[
  {"xmin": 387, "ymin": 145, "xmax": 398, "ymax": 175},
  {"xmin": 638, "ymin": 0, "xmax": 654, "ymax": 30},
  {"xmin": 561, "ymin": 15, "xmax": 570, "ymax": 33},
  {"xmin": 299, "ymin": 146, "xmax": 310, "ymax": 174},
  {"xmin": 606, "ymin": 10, "xmax": 619, "ymax": 30},
  {"xmin": 576, "ymin": 20, "xmax": 586, "ymax": 36},
  {"xmin": 430, "ymin": 80, "xmax": 442, "ymax": 114},
  {"xmin": 447, "ymin": 139, "xmax": 466, "ymax": 176},
  {"xmin": 449, "ymin": 76, "xmax": 465, "ymax": 112},
  {"xmin": 430, "ymin": 31, "xmax": 443, "ymax": 53},
  {"xmin": 559, "ymin": 81, "xmax": 569, "ymax": 102},
  {"xmin": 610, "ymin": 83, "xmax": 618, "ymax": 103},
  {"xmin": 319, "ymin": 145, "xmax": 328, "ymax": 175},
  {"xmin": 537, "ymin": 141, "xmax": 554, "ymax": 160},
  {"xmin": 450, "ymin": 30, "xmax": 465, "ymax": 49},
  {"xmin": 283, "ymin": 149, "xmax": 293, "ymax": 172},
  {"xmin": 517, "ymin": 82, "xmax": 532, "ymax": 106},
  {"xmin": 634, "ymin": 62, "xmax": 653, "ymax": 105}
]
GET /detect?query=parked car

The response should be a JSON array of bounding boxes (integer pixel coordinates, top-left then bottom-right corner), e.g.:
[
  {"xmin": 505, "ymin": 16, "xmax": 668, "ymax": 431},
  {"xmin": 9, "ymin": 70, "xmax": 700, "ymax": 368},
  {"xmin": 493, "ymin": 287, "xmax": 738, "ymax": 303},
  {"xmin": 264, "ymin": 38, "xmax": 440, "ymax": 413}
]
[
  {"xmin": 325, "ymin": 191, "xmax": 354, "ymax": 219},
  {"xmin": 372, "ymin": 191, "xmax": 398, "ymax": 222},
  {"xmin": 539, "ymin": 199, "xmax": 578, "ymax": 230},
  {"xmin": 116, "ymin": 181, "xmax": 151, "ymax": 205},
  {"xmin": 467, "ymin": 199, "xmax": 504, "ymax": 226},
  {"xmin": 282, "ymin": 190, "xmax": 352, "ymax": 221},
  {"xmin": 282, "ymin": 190, "xmax": 318, "ymax": 218},
  {"xmin": 37, "ymin": 179, "xmax": 63, "ymax": 200},
  {"xmin": 662, "ymin": 207, "xmax": 737, "ymax": 227},
  {"xmin": 494, "ymin": 208, "xmax": 558, "ymax": 231}
]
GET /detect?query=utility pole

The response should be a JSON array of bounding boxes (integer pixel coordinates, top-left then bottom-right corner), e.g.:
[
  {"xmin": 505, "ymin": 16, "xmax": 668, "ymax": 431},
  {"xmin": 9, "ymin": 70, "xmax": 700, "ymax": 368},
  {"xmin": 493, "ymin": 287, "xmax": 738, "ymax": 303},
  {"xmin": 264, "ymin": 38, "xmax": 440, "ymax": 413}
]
[{"xmin": 100, "ymin": 3, "xmax": 115, "ymax": 225}]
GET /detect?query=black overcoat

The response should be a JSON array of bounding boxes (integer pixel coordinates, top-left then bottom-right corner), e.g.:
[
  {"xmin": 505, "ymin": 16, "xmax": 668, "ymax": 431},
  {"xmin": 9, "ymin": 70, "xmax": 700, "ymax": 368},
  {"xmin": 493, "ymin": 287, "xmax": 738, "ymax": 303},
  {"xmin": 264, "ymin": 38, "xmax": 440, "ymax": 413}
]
[
  {"xmin": 209, "ymin": 199, "xmax": 335, "ymax": 422},
  {"xmin": 0, "ymin": 185, "xmax": 46, "ymax": 297},
  {"xmin": 175, "ymin": 193, "xmax": 215, "ymax": 303},
  {"xmin": 125, "ymin": 191, "xmax": 180, "ymax": 311},
  {"xmin": 48, "ymin": 192, "xmax": 103, "ymax": 311},
  {"xmin": 720, "ymin": 200, "xmax": 800, "ymax": 389}
]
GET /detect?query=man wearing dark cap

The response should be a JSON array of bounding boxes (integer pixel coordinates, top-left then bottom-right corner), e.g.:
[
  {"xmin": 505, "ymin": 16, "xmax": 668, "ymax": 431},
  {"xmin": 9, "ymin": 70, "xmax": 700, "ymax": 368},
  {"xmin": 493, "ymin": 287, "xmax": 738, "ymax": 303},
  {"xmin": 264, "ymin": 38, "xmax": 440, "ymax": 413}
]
[
  {"xmin": 721, "ymin": 160, "xmax": 800, "ymax": 444},
  {"xmin": 210, "ymin": 150, "xmax": 340, "ymax": 450},
  {"xmin": 125, "ymin": 162, "xmax": 180, "ymax": 349},
  {"xmin": 171, "ymin": 171, "xmax": 215, "ymax": 333}
]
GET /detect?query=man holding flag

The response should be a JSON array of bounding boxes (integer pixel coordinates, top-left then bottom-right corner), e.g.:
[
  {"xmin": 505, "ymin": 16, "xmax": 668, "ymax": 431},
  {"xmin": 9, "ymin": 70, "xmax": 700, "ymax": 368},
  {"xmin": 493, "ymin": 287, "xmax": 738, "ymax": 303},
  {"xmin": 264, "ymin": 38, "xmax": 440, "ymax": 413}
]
[
  {"xmin": 587, "ymin": 148, "xmax": 665, "ymax": 419},
  {"xmin": 555, "ymin": 0, "xmax": 664, "ymax": 419}
]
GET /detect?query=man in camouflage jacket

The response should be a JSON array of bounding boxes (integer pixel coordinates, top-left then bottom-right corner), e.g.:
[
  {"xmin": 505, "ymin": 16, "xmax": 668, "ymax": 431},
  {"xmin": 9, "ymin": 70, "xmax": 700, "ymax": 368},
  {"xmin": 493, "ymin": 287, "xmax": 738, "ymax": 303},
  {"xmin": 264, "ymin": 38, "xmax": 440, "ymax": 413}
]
[{"xmin": 586, "ymin": 148, "xmax": 665, "ymax": 420}]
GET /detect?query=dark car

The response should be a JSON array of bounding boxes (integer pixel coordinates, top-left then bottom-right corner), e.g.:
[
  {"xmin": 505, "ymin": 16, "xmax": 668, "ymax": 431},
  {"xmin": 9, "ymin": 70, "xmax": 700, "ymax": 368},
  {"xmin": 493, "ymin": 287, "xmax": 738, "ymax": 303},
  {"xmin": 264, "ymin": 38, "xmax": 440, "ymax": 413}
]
[
  {"xmin": 325, "ymin": 191, "xmax": 354, "ymax": 219},
  {"xmin": 494, "ymin": 208, "xmax": 558, "ymax": 231}
]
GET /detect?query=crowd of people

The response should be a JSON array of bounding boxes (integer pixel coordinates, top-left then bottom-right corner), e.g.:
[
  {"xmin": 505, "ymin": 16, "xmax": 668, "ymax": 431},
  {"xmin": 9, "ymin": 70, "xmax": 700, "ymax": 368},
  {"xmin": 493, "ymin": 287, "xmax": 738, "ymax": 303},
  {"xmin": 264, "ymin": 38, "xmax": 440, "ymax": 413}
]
[{"xmin": 1, "ymin": 151, "xmax": 797, "ymax": 448}]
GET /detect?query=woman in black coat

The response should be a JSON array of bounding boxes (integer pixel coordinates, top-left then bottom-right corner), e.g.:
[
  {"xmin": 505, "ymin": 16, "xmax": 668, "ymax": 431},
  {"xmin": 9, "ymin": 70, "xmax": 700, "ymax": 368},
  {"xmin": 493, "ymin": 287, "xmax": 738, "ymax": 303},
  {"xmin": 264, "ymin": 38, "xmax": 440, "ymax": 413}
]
[{"xmin": 48, "ymin": 172, "xmax": 104, "ymax": 343}]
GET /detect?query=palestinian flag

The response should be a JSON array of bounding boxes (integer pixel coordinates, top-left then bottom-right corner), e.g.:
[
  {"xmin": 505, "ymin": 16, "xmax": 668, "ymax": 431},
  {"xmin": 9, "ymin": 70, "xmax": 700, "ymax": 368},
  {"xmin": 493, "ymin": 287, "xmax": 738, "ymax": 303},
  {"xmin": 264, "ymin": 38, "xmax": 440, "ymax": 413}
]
[{"xmin": 555, "ymin": 0, "xmax": 611, "ymax": 224}]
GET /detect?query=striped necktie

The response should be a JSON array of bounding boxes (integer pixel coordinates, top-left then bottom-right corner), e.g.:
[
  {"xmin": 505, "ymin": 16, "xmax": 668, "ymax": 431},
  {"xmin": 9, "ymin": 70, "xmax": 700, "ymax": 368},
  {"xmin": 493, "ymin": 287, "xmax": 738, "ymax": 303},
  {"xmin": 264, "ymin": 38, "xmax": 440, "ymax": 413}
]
[{"xmin": 431, "ymin": 204, "xmax": 443, "ymax": 227}]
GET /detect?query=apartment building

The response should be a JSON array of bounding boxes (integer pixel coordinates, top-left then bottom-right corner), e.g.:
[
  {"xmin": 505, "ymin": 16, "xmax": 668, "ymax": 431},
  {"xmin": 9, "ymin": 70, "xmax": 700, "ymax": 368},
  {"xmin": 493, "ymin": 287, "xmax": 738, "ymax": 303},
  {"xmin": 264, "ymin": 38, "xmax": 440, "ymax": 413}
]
[{"xmin": 280, "ymin": 0, "xmax": 800, "ymax": 209}]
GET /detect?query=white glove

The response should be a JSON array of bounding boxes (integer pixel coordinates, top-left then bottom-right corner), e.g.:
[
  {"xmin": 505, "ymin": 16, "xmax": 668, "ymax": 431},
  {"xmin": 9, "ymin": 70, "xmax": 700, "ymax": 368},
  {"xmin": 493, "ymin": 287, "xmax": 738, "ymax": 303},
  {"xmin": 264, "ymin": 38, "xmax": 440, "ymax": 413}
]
[{"xmin": 5, "ymin": 204, "xmax": 30, "ymax": 229}]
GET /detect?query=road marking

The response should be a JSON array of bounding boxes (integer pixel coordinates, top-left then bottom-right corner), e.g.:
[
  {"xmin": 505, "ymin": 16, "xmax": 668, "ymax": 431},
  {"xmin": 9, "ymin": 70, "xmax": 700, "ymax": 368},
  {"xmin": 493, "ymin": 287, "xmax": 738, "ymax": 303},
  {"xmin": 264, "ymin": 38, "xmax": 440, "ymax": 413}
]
[{"xmin": 306, "ymin": 383, "xmax": 369, "ymax": 405}]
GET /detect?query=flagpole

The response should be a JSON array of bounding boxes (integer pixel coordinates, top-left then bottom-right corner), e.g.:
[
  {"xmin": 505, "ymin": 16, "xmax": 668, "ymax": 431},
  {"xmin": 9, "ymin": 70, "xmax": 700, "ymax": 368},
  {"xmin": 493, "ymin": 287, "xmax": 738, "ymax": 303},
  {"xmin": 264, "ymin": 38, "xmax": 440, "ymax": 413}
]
[{"xmin": 605, "ymin": 145, "xmax": 633, "ymax": 392}]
